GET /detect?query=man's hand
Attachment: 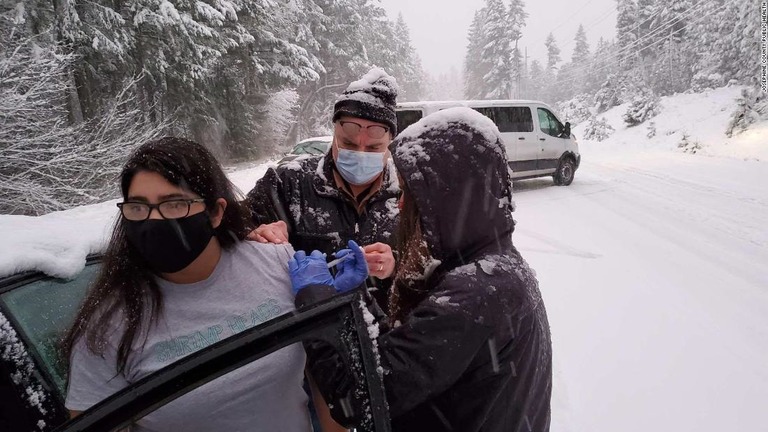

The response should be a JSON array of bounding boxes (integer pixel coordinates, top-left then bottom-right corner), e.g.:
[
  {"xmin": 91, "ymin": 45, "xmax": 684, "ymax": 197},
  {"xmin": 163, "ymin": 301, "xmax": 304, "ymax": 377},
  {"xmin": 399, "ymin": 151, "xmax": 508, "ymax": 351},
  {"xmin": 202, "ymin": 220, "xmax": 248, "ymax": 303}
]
[
  {"xmin": 362, "ymin": 242, "xmax": 396, "ymax": 279},
  {"xmin": 247, "ymin": 221, "xmax": 289, "ymax": 244}
]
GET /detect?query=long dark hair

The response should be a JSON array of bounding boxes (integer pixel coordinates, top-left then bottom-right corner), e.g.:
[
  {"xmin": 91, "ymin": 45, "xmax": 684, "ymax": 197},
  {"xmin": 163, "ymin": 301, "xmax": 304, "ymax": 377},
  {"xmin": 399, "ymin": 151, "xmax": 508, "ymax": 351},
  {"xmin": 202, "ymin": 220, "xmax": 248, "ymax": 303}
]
[
  {"xmin": 63, "ymin": 137, "xmax": 253, "ymax": 376},
  {"xmin": 389, "ymin": 181, "xmax": 433, "ymax": 324}
]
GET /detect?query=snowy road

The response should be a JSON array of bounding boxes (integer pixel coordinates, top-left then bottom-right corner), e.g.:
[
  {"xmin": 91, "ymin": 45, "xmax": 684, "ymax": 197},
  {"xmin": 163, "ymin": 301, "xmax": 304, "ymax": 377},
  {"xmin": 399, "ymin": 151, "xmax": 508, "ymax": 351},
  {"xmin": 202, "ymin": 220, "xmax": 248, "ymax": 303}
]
[{"xmin": 512, "ymin": 150, "xmax": 768, "ymax": 432}]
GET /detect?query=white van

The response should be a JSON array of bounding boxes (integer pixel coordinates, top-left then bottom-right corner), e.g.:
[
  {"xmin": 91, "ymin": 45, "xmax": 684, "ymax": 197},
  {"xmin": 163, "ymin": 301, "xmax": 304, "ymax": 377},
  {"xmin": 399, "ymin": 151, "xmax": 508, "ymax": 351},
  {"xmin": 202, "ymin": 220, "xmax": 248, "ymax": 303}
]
[{"xmin": 396, "ymin": 100, "xmax": 581, "ymax": 185}]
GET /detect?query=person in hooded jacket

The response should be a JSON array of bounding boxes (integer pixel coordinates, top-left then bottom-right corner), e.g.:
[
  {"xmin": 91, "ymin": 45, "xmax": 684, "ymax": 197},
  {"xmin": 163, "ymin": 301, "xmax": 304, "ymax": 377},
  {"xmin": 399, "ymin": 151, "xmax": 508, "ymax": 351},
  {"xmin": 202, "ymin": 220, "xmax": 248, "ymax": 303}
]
[
  {"xmin": 246, "ymin": 67, "xmax": 401, "ymax": 311},
  {"xmin": 289, "ymin": 107, "xmax": 553, "ymax": 432}
]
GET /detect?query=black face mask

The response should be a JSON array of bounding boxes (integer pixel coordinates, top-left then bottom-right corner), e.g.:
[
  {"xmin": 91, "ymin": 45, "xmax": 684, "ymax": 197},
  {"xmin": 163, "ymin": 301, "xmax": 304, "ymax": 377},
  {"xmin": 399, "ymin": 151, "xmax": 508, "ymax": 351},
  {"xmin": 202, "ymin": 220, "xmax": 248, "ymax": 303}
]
[{"xmin": 125, "ymin": 212, "xmax": 215, "ymax": 274}]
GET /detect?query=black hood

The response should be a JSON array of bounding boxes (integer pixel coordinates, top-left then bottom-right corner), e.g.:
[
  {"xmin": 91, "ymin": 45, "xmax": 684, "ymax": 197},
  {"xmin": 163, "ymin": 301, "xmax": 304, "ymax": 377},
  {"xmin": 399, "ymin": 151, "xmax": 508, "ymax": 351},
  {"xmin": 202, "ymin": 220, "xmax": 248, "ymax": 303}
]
[{"xmin": 389, "ymin": 107, "xmax": 515, "ymax": 265}]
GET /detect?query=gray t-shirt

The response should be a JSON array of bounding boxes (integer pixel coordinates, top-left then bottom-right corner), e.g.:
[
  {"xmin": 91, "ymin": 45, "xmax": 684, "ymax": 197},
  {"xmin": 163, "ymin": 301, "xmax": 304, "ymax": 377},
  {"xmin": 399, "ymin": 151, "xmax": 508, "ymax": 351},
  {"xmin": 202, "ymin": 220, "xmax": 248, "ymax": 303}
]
[{"xmin": 66, "ymin": 241, "xmax": 310, "ymax": 432}]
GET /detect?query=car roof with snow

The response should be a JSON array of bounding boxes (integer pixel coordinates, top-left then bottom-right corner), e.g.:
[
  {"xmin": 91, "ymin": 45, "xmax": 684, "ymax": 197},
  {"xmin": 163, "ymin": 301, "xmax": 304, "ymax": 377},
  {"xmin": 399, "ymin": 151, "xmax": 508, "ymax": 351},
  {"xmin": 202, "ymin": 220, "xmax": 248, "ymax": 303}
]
[
  {"xmin": 397, "ymin": 99, "xmax": 552, "ymax": 109},
  {"xmin": 0, "ymin": 202, "xmax": 115, "ymax": 280}
]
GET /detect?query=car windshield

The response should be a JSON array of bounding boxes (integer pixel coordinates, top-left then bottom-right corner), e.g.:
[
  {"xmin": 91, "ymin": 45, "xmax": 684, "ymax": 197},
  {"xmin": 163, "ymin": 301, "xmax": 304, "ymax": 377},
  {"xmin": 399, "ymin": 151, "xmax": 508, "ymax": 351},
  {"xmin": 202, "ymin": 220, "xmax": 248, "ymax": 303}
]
[{"xmin": 291, "ymin": 140, "xmax": 329, "ymax": 155}]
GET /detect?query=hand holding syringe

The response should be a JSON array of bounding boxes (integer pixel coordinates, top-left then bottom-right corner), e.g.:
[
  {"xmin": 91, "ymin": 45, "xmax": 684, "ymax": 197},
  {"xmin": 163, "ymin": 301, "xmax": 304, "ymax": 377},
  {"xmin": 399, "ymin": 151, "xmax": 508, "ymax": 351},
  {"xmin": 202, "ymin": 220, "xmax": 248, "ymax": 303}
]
[{"xmin": 326, "ymin": 254, "xmax": 352, "ymax": 268}]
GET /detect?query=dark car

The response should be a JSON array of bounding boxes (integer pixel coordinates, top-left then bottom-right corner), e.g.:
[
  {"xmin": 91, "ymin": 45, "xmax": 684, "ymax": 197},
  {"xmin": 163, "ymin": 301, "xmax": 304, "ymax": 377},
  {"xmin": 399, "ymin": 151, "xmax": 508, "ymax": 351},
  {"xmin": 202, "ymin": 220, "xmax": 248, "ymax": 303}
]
[
  {"xmin": 278, "ymin": 136, "xmax": 333, "ymax": 166},
  {"xmin": 0, "ymin": 259, "xmax": 390, "ymax": 432}
]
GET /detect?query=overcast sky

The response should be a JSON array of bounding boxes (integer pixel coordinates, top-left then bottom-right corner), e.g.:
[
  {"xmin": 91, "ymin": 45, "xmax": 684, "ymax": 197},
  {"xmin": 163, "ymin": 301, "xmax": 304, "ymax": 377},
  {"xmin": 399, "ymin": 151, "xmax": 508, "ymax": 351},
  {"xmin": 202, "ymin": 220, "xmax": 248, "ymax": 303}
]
[{"xmin": 381, "ymin": 0, "xmax": 618, "ymax": 77}]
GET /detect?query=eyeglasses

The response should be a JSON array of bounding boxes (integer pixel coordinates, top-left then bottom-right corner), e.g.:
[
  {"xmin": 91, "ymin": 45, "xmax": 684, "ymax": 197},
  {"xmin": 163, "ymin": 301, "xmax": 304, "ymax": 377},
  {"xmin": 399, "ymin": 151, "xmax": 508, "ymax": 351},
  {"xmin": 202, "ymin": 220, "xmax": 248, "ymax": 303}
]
[
  {"xmin": 337, "ymin": 120, "xmax": 389, "ymax": 139},
  {"xmin": 117, "ymin": 199, "xmax": 206, "ymax": 221}
]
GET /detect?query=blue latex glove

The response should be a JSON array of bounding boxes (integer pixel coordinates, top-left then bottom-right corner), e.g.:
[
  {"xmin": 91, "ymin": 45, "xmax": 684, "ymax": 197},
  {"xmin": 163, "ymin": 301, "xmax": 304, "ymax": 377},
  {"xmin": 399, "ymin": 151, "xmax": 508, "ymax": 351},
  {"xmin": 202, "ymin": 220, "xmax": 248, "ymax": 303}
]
[
  {"xmin": 332, "ymin": 240, "xmax": 369, "ymax": 293},
  {"xmin": 288, "ymin": 250, "xmax": 334, "ymax": 295}
]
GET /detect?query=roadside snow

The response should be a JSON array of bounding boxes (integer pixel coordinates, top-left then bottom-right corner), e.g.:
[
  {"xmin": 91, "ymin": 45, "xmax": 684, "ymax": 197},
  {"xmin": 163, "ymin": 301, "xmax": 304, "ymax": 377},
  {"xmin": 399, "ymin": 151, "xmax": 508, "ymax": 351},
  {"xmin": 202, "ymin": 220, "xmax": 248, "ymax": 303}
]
[{"xmin": 575, "ymin": 86, "xmax": 768, "ymax": 161}]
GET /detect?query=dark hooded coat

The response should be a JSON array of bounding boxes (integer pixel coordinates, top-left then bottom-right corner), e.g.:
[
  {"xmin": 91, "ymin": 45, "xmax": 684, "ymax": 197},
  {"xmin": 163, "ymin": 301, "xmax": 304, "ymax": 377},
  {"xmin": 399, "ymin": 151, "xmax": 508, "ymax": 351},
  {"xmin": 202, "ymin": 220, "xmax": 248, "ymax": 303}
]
[{"xmin": 297, "ymin": 108, "xmax": 553, "ymax": 432}]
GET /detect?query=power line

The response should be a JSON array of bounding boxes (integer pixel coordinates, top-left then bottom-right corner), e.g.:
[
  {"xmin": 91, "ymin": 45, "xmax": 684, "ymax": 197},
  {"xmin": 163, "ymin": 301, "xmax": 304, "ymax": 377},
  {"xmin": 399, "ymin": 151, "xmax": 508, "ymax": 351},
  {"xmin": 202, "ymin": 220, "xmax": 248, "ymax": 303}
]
[
  {"xmin": 526, "ymin": 0, "xmax": 603, "ymax": 47},
  {"xmin": 553, "ymin": 0, "xmax": 716, "ymax": 82},
  {"xmin": 551, "ymin": 0, "xmax": 734, "ymax": 88}
]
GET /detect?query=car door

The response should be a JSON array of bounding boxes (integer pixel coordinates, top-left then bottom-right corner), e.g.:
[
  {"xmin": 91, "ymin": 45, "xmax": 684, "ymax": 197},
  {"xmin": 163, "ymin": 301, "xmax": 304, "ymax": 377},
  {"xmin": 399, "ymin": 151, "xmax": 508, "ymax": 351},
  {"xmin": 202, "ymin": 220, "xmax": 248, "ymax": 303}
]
[
  {"xmin": 0, "ymin": 258, "xmax": 100, "ymax": 430},
  {"xmin": 536, "ymin": 107, "xmax": 568, "ymax": 172},
  {"xmin": 1, "ymin": 262, "xmax": 391, "ymax": 432},
  {"xmin": 52, "ymin": 291, "xmax": 390, "ymax": 432}
]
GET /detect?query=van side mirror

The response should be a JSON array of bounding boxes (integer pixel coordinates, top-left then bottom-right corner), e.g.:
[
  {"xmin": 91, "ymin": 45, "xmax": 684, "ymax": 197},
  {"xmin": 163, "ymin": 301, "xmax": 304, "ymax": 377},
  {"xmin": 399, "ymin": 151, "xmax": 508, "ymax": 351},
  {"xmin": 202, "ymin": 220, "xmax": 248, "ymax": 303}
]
[{"xmin": 562, "ymin": 122, "xmax": 571, "ymax": 138}]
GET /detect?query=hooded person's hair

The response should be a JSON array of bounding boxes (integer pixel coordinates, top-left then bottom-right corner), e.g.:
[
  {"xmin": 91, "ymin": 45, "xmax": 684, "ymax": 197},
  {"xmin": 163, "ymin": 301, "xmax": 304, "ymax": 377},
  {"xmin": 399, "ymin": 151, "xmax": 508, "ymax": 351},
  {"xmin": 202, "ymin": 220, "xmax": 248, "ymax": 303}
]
[
  {"xmin": 332, "ymin": 67, "xmax": 399, "ymax": 135},
  {"xmin": 388, "ymin": 107, "xmax": 516, "ymax": 321}
]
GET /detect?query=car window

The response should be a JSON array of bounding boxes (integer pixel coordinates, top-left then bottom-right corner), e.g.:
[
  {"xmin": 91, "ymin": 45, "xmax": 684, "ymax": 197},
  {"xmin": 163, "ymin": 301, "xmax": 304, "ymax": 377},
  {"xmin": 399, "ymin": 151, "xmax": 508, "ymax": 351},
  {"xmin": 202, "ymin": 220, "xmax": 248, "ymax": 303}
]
[
  {"xmin": 473, "ymin": 107, "xmax": 495, "ymax": 123},
  {"xmin": 472, "ymin": 107, "xmax": 533, "ymax": 133},
  {"xmin": 537, "ymin": 108, "xmax": 564, "ymax": 138},
  {"xmin": 494, "ymin": 107, "xmax": 533, "ymax": 133},
  {"xmin": 396, "ymin": 109, "xmax": 423, "ymax": 134},
  {"xmin": 0, "ymin": 263, "xmax": 98, "ymax": 397}
]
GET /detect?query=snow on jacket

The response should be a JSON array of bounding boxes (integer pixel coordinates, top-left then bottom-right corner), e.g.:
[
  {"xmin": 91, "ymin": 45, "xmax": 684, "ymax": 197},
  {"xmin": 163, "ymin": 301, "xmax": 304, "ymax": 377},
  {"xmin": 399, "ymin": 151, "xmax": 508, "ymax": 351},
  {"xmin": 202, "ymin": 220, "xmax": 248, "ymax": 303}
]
[
  {"xmin": 297, "ymin": 107, "xmax": 553, "ymax": 432},
  {"xmin": 246, "ymin": 152, "xmax": 400, "ymax": 308}
]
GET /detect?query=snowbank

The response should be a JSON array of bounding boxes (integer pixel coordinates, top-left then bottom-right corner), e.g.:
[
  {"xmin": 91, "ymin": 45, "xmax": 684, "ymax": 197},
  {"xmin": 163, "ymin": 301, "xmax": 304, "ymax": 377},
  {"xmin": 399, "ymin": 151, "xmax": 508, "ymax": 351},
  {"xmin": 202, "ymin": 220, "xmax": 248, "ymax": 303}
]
[{"xmin": 574, "ymin": 86, "xmax": 768, "ymax": 162}]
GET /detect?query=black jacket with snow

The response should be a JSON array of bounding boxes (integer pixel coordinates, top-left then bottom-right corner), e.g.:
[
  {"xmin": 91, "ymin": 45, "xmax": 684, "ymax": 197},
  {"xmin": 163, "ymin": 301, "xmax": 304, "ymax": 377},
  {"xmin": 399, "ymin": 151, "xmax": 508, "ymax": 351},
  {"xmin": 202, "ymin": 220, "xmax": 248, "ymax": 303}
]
[
  {"xmin": 297, "ymin": 108, "xmax": 553, "ymax": 432},
  {"xmin": 246, "ymin": 152, "xmax": 400, "ymax": 307}
]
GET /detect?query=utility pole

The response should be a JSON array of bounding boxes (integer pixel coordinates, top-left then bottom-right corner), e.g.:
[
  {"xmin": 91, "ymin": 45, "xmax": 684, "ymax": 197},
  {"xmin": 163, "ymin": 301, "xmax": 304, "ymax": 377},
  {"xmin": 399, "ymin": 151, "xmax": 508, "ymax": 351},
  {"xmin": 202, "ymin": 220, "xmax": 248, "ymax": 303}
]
[{"xmin": 524, "ymin": 47, "xmax": 529, "ymax": 99}]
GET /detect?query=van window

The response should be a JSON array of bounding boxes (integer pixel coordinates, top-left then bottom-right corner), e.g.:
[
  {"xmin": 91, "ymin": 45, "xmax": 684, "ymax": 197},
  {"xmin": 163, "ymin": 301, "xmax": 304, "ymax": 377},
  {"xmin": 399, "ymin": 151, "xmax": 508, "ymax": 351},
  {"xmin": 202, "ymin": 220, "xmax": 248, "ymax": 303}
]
[
  {"xmin": 472, "ymin": 107, "xmax": 533, "ymax": 133},
  {"xmin": 537, "ymin": 108, "xmax": 564, "ymax": 137},
  {"xmin": 396, "ymin": 110, "xmax": 423, "ymax": 134}
]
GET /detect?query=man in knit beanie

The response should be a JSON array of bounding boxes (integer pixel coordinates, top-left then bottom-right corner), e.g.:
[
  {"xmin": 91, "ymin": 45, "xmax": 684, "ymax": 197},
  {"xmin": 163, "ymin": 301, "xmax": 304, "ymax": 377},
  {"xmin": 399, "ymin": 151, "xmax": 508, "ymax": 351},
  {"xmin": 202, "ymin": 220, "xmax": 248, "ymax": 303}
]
[
  {"xmin": 246, "ymin": 67, "xmax": 401, "ymax": 309},
  {"xmin": 332, "ymin": 67, "xmax": 398, "ymax": 135}
]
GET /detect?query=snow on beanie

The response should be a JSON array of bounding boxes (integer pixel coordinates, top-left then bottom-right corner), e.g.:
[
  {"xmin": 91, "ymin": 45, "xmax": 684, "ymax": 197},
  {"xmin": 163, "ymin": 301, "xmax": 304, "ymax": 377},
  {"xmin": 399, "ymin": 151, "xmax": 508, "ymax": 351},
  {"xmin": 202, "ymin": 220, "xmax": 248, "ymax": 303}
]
[{"xmin": 333, "ymin": 67, "xmax": 399, "ymax": 135}]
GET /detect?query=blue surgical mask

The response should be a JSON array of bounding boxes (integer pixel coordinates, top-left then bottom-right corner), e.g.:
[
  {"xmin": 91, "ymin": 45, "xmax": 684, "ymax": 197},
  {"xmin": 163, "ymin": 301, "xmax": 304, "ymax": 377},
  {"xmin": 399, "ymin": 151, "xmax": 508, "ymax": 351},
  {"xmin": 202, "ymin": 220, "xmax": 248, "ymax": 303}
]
[{"xmin": 335, "ymin": 148, "xmax": 385, "ymax": 185}]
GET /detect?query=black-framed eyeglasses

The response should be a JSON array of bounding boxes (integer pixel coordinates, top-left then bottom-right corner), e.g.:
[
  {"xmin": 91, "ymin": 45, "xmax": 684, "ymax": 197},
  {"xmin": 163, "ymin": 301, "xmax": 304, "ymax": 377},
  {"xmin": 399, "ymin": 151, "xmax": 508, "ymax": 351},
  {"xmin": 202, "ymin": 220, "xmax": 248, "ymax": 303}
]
[
  {"xmin": 337, "ymin": 120, "xmax": 389, "ymax": 139},
  {"xmin": 116, "ymin": 199, "xmax": 206, "ymax": 221}
]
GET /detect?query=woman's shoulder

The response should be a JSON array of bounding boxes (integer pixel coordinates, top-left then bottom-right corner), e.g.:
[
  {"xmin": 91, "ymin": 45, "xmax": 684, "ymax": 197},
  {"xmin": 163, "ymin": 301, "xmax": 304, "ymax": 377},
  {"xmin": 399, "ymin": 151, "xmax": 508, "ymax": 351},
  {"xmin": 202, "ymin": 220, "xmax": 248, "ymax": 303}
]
[{"xmin": 229, "ymin": 240, "xmax": 295, "ymax": 271}]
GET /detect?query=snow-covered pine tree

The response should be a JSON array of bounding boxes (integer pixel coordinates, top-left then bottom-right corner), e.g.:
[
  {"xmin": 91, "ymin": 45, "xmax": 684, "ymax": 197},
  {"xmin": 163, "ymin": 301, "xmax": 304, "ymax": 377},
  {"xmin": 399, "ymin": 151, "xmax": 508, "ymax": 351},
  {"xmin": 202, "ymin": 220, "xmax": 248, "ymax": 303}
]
[
  {"xmin": 583, "ymin": 116, "xmax": 615, "ymax": 141},
  {"xmin": 567, "ymin": 24, "xmax": 591, "ymax": 96},
  {"xmin": 686, "ymin": 0, "xmax": 723, "ymax": 86},
  {"xmin": 545, "ymin": 32, "xmax": 561, "ymax": 71},
  {"xmin": 636, "ymin": 0, "xmax": 658, "ymax": 60},
  {"xmin": 508, "ymin": 0, "xmax": 527, "ymax": 98},
  {"xmin": 585, "ymin": 38, "xmax": 617, "ymax": 96},
  {"xmin": 480, "ymin": 0, "xmax": 514, "ymax": 99},
  {"xmin": 572, "ymin": 24, "xmax": 590, "ymax": 64},
  {"xmin": 541, "ymin": 32, "xmax": 561, "ymax": 101},
  {"xmin": 623, "ymin": 89, "xmax": 660, "ymax": 126},
  {"xmin": 464, "ymin": 9, "xmax": 489, "ymax": 99},
  {"xmin": 392, "ymin": 13, "xmax": 425, "ymax": 102},
  {"xmin": 556, "ymin": 95, "xmax": 592, "ymax": 125},
  {"xmin": 527, "ymin": 59, "xmax": 545, "ymax": 100},
  {"xmin": 729, "ymin": 0, "xmax": 760, "ymax": 84},
  {"xmin": 293, "ymin": 0, "xmax": 421, "ymax": 139},
  {"xmin": 615, "ymin": 0, "xmax": 639, "ymax": 71},
  {"xmin": 726, "ymin": 88, "xmax": 768, "ymax": 137},
  {"xmin": 649, "ymin": 0, "xmax": 692, "ymax": 95}
]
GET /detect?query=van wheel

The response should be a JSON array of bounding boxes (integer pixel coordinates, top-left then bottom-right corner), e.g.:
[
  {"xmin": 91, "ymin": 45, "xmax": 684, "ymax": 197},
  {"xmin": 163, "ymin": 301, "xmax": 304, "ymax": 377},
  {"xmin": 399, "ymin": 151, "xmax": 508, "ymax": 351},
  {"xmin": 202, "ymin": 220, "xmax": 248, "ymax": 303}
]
[{"xmin": 553, "ymin": 157, "xmax": 575, "ymax": 186}]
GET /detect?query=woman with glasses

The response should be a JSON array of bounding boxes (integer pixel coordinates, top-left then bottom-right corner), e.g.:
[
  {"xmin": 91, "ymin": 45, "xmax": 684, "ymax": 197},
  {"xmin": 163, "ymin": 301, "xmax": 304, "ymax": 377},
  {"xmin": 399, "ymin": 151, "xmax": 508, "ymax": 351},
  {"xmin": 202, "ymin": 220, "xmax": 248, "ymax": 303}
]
[{"xmin": 63, "ymin": 137, "xmax": 341, "ymax": 432}]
